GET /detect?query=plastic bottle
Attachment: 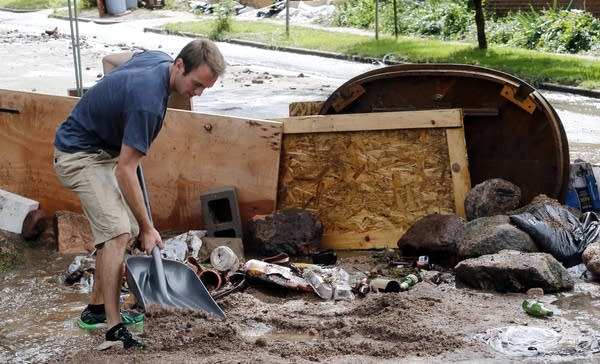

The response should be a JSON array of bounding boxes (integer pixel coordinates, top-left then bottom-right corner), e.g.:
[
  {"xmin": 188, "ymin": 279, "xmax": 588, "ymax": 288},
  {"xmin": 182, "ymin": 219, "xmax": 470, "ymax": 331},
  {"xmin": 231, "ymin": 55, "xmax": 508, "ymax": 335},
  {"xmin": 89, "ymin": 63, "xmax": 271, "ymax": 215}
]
[
  {"xmin": 522, "ymin": 299, "xmax": 553, "ymax": 317},
  {"xmin": 303, "ymin": 269, "xmax": 333, "ymax": 299}
]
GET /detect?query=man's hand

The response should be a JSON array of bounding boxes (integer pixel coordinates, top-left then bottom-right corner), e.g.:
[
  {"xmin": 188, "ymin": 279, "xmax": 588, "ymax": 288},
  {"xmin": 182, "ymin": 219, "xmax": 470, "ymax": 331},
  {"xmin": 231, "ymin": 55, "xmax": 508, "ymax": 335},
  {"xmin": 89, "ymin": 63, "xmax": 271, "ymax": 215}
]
[{"xmin": 139, "ymin": 226, "xmax": 164, "ymax": 255}]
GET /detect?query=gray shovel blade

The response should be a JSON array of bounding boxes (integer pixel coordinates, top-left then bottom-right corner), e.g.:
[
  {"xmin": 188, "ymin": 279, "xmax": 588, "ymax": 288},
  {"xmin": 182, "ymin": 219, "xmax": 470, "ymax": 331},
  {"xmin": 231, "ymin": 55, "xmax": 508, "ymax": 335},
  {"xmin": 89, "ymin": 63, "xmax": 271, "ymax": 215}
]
[{"xmin": 125, "ymin": 247, "xmax": 225, "ymax": 318}]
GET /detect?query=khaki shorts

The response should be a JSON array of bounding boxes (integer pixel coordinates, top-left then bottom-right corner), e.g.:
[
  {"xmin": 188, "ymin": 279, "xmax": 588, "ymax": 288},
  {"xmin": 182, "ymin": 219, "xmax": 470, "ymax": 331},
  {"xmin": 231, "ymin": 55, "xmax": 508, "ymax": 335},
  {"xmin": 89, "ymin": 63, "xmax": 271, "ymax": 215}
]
[{"xmin": 53, "ymin": 148, "xmax": 139, "ymax": 246}]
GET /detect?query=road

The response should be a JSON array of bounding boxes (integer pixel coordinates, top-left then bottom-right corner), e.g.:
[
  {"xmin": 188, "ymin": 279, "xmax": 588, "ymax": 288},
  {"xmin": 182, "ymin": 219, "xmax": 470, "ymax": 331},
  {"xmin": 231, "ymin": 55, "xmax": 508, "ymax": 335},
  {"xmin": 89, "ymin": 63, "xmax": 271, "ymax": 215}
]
[
  {"xmin": 1, "ymin": 8, "xmax": 599, "ymax": 161},
  {"xmin": 0, "ymin": 8, "xmax": 379, "ymax": 118}
]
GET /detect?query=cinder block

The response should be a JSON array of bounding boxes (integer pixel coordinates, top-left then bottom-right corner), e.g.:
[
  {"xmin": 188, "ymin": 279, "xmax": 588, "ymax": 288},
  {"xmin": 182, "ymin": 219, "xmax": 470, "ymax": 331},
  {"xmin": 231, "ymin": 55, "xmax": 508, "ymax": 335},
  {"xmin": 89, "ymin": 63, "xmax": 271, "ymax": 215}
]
[
  {"xmin": 200, "ymin": 186, "xmax": 242, "ymax": 238},
  {"xmin": 0, "ymin": 189, "xmax": 39, "ymax": 234}
]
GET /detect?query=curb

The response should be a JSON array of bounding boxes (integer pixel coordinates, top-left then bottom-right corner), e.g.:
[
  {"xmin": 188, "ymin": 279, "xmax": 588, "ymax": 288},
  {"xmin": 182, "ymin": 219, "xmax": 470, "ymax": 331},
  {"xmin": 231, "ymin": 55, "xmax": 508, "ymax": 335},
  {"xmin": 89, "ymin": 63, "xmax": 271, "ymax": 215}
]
[
  {"xmin": 145, "ymin": 26, "xmax": 600, "ymax": 99},
  {"xmin": 538, "ymin": 82, "xmax": 600, "ymax": 99}
]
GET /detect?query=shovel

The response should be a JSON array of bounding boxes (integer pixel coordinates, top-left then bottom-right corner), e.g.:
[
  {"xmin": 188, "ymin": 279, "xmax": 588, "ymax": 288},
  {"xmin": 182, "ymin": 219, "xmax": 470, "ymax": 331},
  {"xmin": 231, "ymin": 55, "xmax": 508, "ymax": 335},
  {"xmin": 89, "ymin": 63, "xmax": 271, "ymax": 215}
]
[{"xmin": 124, "ymin": 165, "xmax": 225, "ymax": 318}]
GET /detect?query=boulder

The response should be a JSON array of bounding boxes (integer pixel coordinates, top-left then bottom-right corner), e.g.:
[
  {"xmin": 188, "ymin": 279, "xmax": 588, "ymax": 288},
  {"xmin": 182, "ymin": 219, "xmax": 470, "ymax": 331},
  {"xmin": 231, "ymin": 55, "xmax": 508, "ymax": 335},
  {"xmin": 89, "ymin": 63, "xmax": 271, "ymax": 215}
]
[
  {"xmin": 455, "ymin": 249, "xmax": 573, "ymax": 293},
  {"xmin": 454, "ymin": 215, "xmax": 538, "ymax": 260},
  {"xmin": 465, "ymin": 178, "xmax": 521, "ymax": 221},
  {"xmin": 54, "ymin": 211, "xmax": 95, "ymax": 254},
  {"xmin": 582, "ymin": 241, "xmax": 600, "ymax": 275},
  {"xmin": 247, "ymin": 208, "xmax": 323, "ymax": 257},
  {"xmin": 397, "ymin": 213, "xmax": 464, "ymax": 265},
  {"xmin": 21, "ymin": 209, "xmax": 48, "ymax": 240}
]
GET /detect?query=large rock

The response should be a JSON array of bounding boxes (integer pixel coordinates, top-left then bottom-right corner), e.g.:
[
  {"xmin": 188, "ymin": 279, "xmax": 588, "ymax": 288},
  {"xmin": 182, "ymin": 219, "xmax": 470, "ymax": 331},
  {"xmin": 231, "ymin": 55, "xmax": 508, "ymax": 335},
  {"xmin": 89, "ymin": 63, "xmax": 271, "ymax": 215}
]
[
  {"xmin": 21, "ymin": 209, "xmax": 48, "ymax": 240},
  {"xmin": 582, "ymin": 241, "xmax": 600, "ymax": 275},
  {"xmin": 247, "ymin": 208, "xmax": 323, "ymax": 257},
  {"xmin": 397, "ymin": 213, "xmax": 464, "ymax": 265},
  {"xmin": 455, "ymin": 249, "xmax": 574, "ymax": 293},
  {"xmin": 454, "ymin": 215, "xmax": 538, "ymax": 260},
  {"xmin": 465, "ymin": 178, "xmax": 521, "ymax": 221},
  {"xmin": 54, "ymin": 211, "xmax": 95, "ymax": 254}
]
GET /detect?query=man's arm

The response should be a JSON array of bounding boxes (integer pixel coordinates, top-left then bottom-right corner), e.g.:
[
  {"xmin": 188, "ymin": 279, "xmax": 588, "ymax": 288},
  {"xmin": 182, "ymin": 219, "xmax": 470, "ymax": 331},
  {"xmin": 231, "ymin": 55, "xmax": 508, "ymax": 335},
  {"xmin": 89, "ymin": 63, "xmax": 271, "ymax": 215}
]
[{"xmin": 115, "ymin": 144, "xmax": 163, "ymax": 254}]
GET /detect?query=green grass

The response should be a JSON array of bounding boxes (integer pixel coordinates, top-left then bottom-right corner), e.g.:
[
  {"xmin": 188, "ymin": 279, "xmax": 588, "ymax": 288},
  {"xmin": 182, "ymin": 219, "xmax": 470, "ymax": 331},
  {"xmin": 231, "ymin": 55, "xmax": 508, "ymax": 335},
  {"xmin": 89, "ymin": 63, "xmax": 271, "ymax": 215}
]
[
  {"xmin": 164, "ymin": 19, "xmax": 600, "ymax": 90},
  {"xmin": 0, "ymin": 0, "xmax": 67, "ymax": 10}
]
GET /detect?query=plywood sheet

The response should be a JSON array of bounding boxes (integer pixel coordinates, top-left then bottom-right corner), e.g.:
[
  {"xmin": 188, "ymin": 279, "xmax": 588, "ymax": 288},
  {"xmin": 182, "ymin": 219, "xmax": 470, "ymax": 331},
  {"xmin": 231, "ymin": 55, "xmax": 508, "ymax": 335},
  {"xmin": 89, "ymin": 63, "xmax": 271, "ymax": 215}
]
[
  {"xmin": 273, "ymin": 110, "xmax": 470, "ymax": 250},
  {"xmin": 0, "ymin": 89, "xmax": 282, "ymax": 232}
]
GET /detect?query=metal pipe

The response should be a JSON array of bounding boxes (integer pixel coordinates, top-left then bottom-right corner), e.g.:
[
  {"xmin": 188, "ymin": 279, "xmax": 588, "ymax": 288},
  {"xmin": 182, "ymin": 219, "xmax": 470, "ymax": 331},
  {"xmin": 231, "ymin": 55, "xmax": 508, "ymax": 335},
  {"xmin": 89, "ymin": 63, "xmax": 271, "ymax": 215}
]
[{"xmin": 67, "ymin": 0, "xmax": 83, "ymax": 96}]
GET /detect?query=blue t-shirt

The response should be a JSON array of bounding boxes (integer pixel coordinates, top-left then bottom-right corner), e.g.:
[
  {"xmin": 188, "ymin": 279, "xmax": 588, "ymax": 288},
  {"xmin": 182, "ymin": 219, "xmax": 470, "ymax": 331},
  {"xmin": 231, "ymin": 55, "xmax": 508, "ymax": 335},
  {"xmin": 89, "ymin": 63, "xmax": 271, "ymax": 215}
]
[{"xmin": 54, "ymin": 50, "xmax": 172, "ymax": 157}]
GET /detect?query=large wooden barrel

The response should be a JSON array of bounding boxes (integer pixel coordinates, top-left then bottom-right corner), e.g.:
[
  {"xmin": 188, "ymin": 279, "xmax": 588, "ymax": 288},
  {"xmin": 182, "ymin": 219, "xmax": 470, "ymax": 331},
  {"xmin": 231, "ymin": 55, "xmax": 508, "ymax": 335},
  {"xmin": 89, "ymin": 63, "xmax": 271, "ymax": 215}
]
[{"xmin": 319, "ymin": 64, "xmax": 569, "ymax": 205}]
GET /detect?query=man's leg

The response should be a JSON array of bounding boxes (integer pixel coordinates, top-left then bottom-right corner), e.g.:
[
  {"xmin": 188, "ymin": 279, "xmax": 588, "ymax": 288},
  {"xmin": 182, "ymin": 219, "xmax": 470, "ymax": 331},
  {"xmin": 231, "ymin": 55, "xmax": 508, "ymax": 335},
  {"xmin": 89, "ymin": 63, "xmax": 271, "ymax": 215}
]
[{"xmin": 97, "ymin": 233, "xmax": 130, "ymax": 329}]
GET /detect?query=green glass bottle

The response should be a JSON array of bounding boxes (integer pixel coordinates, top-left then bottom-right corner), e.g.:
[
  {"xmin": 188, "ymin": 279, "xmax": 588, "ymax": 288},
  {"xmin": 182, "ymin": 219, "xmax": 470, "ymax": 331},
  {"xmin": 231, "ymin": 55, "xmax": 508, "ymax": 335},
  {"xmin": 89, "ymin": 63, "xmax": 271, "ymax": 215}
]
[
  {"xmin": 399, "ymin": 273, "xmax": 421, "ymax": 291},
  {"xmin": 522, "ymin": 299, "xmax": 553, "ymax": 317}
]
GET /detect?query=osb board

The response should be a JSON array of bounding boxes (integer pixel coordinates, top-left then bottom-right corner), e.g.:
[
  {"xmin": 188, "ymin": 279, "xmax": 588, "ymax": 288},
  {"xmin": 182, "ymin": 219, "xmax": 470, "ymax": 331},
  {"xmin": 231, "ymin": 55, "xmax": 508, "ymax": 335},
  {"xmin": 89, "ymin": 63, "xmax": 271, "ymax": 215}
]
[
  {"xmin": 0, "ymin": 89, "xmax": 282, "ymax": 233},
  {"xmin": 289, "ymin": 100, "xmax": 324, "ymax": 117},
  {"xmin": 274, "ymin": 110, "xmax": 470, "ymax": 250}
]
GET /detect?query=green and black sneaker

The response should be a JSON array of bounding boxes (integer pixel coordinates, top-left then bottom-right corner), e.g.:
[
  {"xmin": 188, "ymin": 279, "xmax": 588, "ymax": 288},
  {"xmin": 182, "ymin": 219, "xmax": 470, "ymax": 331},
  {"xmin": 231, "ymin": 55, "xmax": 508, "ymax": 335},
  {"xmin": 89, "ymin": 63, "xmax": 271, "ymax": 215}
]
[
  {"xmin": 96, "ymin": 323, "xmax": 147, "ymax": 351},
  {"xmin": 78, "ymin": 306, "xmax": 145, "ymax": 330}
]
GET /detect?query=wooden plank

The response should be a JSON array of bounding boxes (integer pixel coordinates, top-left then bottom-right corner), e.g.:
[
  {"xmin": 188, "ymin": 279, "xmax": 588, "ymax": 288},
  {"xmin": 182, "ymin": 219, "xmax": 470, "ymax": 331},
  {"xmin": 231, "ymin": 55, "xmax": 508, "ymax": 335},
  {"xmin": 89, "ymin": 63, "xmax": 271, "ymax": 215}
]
[
  {"xmin": 276, "ymin": 109, "xmax": 468, "ymax": 250},
  {"xmin": 446, "ymin": 128, "xmax": 471, "ymax": 218},
  {"xmin": 0, "ymin": 89, "xmax": 282, "ymax": 233},
  {"xmin": 274, "ymin": 109, "xmax": 463, "ymax": 134}
]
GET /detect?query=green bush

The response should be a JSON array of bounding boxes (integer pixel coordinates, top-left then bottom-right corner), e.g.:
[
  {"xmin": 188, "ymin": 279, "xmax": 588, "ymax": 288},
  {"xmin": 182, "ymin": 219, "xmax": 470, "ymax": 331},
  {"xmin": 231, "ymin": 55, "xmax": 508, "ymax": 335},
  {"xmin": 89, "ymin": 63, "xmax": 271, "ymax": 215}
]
[
  {"xmin": 208, "ymin": 0, "xmax": 237, "ymax": 40},
  {"xmin": 333, "ymin": 0, "xmax": 600, "ymax": 54}
]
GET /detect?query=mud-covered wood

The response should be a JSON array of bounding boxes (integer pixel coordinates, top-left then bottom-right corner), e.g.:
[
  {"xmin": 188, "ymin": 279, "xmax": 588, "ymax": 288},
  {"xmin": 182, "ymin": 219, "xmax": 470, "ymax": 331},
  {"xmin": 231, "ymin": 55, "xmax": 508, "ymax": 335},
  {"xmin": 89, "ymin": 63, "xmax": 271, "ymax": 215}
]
[
  {"xmin": 318, "ymin": 64, "xmax": 569, "ymax": 205},
  {"xmin": 289, "ymin": 101, "xmax": 323, "ymax": 117},
  {"xmin": 0, "ymin": 89, "xmax": 282, "ymax": 233},
  {"xmin": 275, "ymin": 110, "xmax": 469, "ymax": 250}
]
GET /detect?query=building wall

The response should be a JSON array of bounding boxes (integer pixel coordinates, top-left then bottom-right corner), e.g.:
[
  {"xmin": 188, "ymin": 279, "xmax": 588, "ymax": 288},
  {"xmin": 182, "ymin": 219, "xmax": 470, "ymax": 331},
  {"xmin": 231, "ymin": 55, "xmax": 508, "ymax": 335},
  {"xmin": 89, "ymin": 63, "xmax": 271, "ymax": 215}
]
[{"xmin": 485, "ymin": 0, "xmax": 600, "ymax": 18}]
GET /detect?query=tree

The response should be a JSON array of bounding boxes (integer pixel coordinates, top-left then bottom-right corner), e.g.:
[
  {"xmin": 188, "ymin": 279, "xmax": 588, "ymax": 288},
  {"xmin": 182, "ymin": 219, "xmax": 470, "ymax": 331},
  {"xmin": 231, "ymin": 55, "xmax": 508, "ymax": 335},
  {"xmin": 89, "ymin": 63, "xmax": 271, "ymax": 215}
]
[{"xmin": 472, "ymin": 0, "xmax": 487, "ymax": 49}]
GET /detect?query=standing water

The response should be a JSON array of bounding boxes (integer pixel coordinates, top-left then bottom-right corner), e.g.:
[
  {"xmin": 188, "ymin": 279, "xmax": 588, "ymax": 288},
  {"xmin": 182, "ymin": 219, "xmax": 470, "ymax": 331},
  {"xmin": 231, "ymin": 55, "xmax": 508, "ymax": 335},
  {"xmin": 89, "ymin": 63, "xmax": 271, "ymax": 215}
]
[
  {"xmin": 0, "ymin": 243, "xmax": 91, "ymax": 363},
  {"xmin": 541, "ymin": 90, "xmax": 600, "ymax": 164}
]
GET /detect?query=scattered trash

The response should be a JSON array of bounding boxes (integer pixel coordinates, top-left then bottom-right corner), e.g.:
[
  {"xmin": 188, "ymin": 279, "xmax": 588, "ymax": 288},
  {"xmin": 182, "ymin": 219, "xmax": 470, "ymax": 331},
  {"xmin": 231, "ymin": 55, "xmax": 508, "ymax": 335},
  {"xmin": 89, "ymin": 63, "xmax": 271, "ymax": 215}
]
[
  {"xmin": 370, "ymin": 273, "xmax": 421, "ymax": 293},
  {"xmin": 302, "ymin": 266, "xmax": 355, "ymax": 300},
  {"xmin": 312, "ymin": 250, "xmax": 337, "ymax": 265},
  {"xmin": 199, "ymin": 267, "xmax": 224, "ymax": 291},
  {"xmin": 63, "ymin": 255, "xmax": 95, "ymax": 285},
  {"xmin": 256, "ymin": 0, "xmax": 285, "ymax": 18},
  {"xmin": 431, "ymin": 272, "xmax": 455, "ymax": 285},
  {"xmin": 475, "ymin": 325, "xmax": 562, "ymax": 357},
  {"xmin": 522, "ymin": 299, "xmax": 554, "ymax": 317},
  {"xmin": 243, "ymin": 259, "xmax": 312, "ymax": 292},
  {"xmin": 210, "ymin": 245, "xmax": 239, "ymax": 272},
  {"xmin": 565, "ymin": 160, "xmax": 600, "ymax": 212},
  {"xmin": 160, "ymin": 230, "xmax": 205, "ymax": 261},
  {"xmin": 510, "ymin": 203, "xmax": 600, "ymax": 267},
  {"xmin": 416, "ymin": 255, "xmax": 429, "ymax": 269},
  {"xmin": 370, "ymin": 278, "xmax": 401, "ymax": 293}
]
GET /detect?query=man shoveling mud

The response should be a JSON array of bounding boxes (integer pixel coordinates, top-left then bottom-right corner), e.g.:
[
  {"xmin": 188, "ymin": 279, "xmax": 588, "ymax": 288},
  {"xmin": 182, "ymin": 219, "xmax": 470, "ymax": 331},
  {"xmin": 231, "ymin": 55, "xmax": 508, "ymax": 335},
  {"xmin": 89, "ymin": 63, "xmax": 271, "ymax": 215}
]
[{"xmin": 53, "ymin": 38, "xmax": 226, "ymax": 350}]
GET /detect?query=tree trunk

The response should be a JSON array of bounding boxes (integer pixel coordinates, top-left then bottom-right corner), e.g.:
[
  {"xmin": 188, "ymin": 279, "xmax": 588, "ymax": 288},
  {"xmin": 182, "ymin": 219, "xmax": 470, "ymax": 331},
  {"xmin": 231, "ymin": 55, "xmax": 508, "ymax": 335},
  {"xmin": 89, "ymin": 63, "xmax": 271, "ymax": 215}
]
[{"xmin": 473, "ymin": 0, "xmax": 487, "ymax": 49}]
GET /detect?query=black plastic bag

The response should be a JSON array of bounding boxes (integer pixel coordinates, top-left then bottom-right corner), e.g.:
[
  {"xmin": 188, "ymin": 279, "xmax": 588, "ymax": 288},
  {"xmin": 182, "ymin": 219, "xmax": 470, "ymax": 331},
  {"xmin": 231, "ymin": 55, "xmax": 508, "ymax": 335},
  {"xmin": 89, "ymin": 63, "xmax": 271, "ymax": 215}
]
[{"xmin": 510, "ymin": 204, "xmax": 600, "ymax": 267}]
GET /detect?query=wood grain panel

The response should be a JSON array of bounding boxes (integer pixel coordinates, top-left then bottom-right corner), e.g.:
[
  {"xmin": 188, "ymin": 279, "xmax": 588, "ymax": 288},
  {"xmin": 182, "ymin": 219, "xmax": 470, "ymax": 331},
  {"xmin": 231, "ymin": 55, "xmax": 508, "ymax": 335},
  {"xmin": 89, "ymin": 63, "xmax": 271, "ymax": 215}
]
[
  {"xmin": 0, "ymin": 89, "xmax": 282, "ymax": 234},
  {"xmin": 274, "ymin": 110, "xmax": 470, "ymax": 250}
]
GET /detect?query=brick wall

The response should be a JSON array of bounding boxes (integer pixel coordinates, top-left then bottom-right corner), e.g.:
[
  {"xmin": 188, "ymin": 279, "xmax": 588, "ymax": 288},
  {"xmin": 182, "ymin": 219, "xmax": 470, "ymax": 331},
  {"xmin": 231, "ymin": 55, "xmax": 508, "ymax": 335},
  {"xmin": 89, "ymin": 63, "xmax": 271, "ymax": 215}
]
[{"xmin": 485, "ymin": 0, "xmax": 600, "ymax": 18}]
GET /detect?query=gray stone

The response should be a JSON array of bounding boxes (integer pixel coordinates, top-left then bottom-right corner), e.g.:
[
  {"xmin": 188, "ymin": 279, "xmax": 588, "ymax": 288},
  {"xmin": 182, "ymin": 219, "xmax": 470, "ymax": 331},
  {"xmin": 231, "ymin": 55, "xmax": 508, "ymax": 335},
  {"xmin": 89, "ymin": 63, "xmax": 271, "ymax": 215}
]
[
  {"xmin": 454, "ymin": 215, "xmax": 538, "ymax": 260},
  {"xmin": 454, "ymin": 249, "xmax": 574, "ymax": 293},
  {"xmin": 465, "ymin": 178, "xmax": 521, "ymax": 221},
  {"xmin": 397, "ymin": 213, "xmax": 464, "ymax": 265}
]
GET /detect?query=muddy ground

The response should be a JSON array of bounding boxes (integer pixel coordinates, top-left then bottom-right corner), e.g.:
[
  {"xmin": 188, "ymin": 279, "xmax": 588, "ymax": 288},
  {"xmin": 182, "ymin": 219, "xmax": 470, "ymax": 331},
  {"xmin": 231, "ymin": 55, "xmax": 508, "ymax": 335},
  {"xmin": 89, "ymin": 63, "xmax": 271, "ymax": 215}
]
[
  {"xmin": 2, "ymin": 9, "xmax": 600, "ymax": 364},
  {"xmin": 32, "ymin": 244, "xmax": 599, "ymax": 364}
]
